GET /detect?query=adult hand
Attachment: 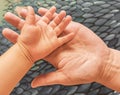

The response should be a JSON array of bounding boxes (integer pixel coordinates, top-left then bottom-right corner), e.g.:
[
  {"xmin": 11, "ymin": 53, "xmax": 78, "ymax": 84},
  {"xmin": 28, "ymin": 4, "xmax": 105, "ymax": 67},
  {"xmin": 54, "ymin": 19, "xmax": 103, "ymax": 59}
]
[{"xmin": 3, "ymin": 7, "xmax": 111, "ymax": 88}]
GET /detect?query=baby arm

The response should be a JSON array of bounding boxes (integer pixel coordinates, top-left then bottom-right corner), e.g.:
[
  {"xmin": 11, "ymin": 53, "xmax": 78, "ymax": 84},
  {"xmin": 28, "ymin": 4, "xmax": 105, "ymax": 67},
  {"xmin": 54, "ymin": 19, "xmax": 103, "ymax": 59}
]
[{"xmin": 0, "ymin": 6, "xmax": 74, "ymax": 95}]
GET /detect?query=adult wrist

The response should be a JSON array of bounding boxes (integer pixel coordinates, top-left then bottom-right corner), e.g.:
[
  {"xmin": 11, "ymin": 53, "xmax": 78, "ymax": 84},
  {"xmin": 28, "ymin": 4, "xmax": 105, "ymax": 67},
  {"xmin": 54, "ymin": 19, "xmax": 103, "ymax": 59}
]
[{"xmin": 96, "ymin": 48, "xmax": 120, "ymax": 91}]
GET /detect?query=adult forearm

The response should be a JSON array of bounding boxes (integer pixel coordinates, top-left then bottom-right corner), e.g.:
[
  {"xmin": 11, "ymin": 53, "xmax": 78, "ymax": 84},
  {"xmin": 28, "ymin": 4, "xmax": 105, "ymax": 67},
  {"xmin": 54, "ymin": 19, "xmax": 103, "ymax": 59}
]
[{"xmin": 0, "ymin": 44, "xmax": 33, "ymax": 95}]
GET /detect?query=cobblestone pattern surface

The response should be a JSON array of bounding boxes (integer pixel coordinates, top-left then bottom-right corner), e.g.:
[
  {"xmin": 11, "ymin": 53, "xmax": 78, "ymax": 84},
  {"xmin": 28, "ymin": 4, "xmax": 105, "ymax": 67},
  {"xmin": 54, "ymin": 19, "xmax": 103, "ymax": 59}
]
[{"xmin": 0, "ymin": 0, "xmax": 120, "ymax": 95}]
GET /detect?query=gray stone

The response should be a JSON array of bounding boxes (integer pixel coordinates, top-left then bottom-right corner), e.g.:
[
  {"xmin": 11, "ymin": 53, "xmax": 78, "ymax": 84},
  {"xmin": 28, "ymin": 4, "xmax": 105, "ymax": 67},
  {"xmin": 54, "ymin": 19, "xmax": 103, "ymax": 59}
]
[
  {"xmin": 109, "ymin": 92, "xmax": 117, "ymax": 95},
  {"xmin": 99, "ymin": 9, "xmax": 110, "ymax": 13},
  {"xmin": 61, "ymin": 6, "xmax": 70, "ymax": 10},
  {"xmin": 110, "ymin": 9, "xmax": 119, "ymax": 13},
  {"xmin": 76, "ymin": 5, "xmax": 82, "ymax": 9},
  {"xmin": 110, "ymin": 20, "xmax": 117, "ymax": 25},
  {"xmin": 113, "ymin": 13, "xmax": 120, "ymax": 21},
  {"xmin": 16, "ymin": 88, "xmax": 24, "ymax": 94},
  {"xmin": 104, "ymin": 34, "xmax": 115, "ymax": 40},
  {"xmin": 29, "ymin": 89, "xmax": 39, "ymax": 95},
  {"xmin": 77, "ymin": 83, "xmax": 91, "ymax": 92},
  {"xmin": 20, "ymin": 79, "xmax": 28, "ymax": 83},
  {"xmin": 46, "ymin": 67, "xmax": 55, "ymax": 73},
  {"xmin": 1, "ymin": 38, "xmax": 8, "ymax": 44},
  {"xmin": 91, "ymin": 83, "xmax": 102, "ymax": 90},
  {"xmin": 30, "ymin": 72, "xmax": 39, "ymax": 78},
  {"xmin": 82, "ymin": 2, "xmax": 93, "ymax": 7},
  {"xmin": 36, "ymin": 60, "xmax": 44, "ymax": 65},
  {"xmin": 108, "ymin": 38, "xmax": 118, "ymax": 47},
  {"xmin": 101, "ymin": 4, "xmax": 110, "ymax": 8},
  {"xmin": 42, "ymin": 4, "xmax": 48, "ymax": 7},
  {"xmin": 91, "ymin": 26, "xmax": 99, "ymax": 31},
  {"xmin": 40, "ymin": 87, "xmax": 53, "ymax": 95},
  {"xmin": 31, "ymin": 66, "xmax": 39, "ymax": 71},
  {"xmin": 76, "ymin": 0, "xmax": 84, "ymax": 4},
  {"xmin": 113, "ymin": 91, "xmax": 120, "ymax": 95},
  {"xmin": 84, "ymin": 18, "xmax": 97, "ymax": 23},
  {"xmin": 105, "ymin": 20, "xmax": 117, "ymax": 26},
  {"xmin": 116, "ymin": 34, "xmax": 120, "ymax": 38},
  {"xmin": 98, "ymin": 26, "xmax": 109, "ymax": 32},
  {"xmin": 27, "ymin": 71, "xmax": 33, "ymax": 75},
  {"xmin": 82, "ymin": 8, "xmax": 91, "ymax": 12},
  {"xmin": 99, "ymin": 87, "xmax": 112, "ymax": 94},
  {"xmin": 10, "ymin": 93, "xmax": 16, "ymax": 95},
  {"xmin": 116, "ymin": 37, "xmax": 120, "ymax": 47},
  {"xmin": 56, "ymin": 0, "xmax": 68, "ymax": 6},
  {"xmin": 93, "ymin": 1, "xmax": 106, "ymax": 5},
  {"xmin": 70, "ymin": 1, "xmax": 76, "ymax": 6},
  {"xmin": 20, "ymin": 83, "xmax": 29, "ymax": 90},
  {"xmin": 24, "ymin": 77, "xmax": 32, "ymax": 82},
  {"xmin": 55, "ymin": 4, "xmax": 62, "ymax": 9},
  {"xmin": 50, "ymin": 85, "xmax": 61, "ymax": 94},
  {"xmin": 74, "ymin": 17, "xmax": 84, "ymax": 23},
  {"xmin": 95, "ymin": 19, "xmax": 107, "ymax": 25},
  {"xmin": 56, "ymin": 90, "xmax": 67, "ymax": 95},
  {"xmin": 108, "ymin": 1, "xmax": 117, "ymax": 4},
  {"xmin": 83, "ymin": 14, "xmax": 94, "ymax": 18},
  {"xmin": 66, "ymin": 86, "xmax": 78, "ymax": 95},
  {"xmin": 84, "ymin": 23, "xmax": 93, "ymax": 28},
  {"xmin": 74, "ymin": 94, "xmax": 85, "ymax": 95},
  {"xmin": 22, "ymin": 91, "xmax": 31, "ymax": 95},
  {"xmin": 38, "ymin": 62, "xmax": 47, "ymax": 70},
  {"xmin": 88, "ymin": 89, "xmax": 99, "ymax": 95},
  {"xmin": 69, "ymin": 6, "xmax": 77, "ymax": 11},
  {"xmin": 112, "ymin": 23, "xmax": 120, "ymax": 28},
  {"xmin": 90, "ymin": 6, "xmax": 102, "ymax": 12},
  {"xmin": 94, "ymin": 13, "xmax": 103, "ymax": 17},
  {"xmin": 112, "ymin": 27, "xmax": 120, "ymax": 33},
  {"xmin": 103, "ymin": 14, "xmax": 114, "ymax": 19},
  {"xmin": 72, "ymin": 11, "xmax": 83, "ymax": 17},
  {"xmin": 114, "ymin": 3, "xmax": 120, "ymax": 8}
]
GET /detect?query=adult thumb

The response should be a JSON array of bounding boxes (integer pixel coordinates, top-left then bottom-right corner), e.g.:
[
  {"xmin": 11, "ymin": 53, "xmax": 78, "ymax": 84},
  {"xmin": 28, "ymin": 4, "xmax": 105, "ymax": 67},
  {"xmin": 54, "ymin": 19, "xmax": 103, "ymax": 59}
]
[{"xmin": 31, "ymin": 71, "xmax": 67, "ymax": 88}]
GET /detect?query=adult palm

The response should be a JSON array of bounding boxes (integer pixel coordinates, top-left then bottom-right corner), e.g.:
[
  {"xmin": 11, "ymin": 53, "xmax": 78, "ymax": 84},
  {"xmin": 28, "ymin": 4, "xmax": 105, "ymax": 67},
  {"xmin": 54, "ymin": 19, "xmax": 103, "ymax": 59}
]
[{"xmin": 3, "ymin": 8, "xmax": 111, "ymax": 88}]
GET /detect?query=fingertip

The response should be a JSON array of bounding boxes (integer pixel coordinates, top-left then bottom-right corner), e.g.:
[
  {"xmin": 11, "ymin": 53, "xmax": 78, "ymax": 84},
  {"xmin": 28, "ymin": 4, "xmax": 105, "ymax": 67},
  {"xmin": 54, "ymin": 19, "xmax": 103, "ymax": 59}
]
[
  {"xmin": 2, "ymin": 28, "xmax": 9, "ymax": 33},
  {"xmin": 51, "ymin": 6, "xmax": 56, "ymax": 11},
  {"xmin": 66, "ymin": 15, "xmax": 72, "ymax": 21},
  {"xmin": 60, "ymin": 10, "xmax": 66, "ymax": 16},
  {"xmin": 2, "ymin": 28, "xmax": 11, "ymax": 38},
  {"xmin": 27, "ymin": 6, "xmax": 34, "ymax": 14},
  {"xmin": 31, "ymin": 81, "xmax": 37, "ymax": 88},
  {"xmin": 31, "ymin": 78, "xmax": 41, "ymax": 88},
  {"xmin": 4, "ymin": 12, "xmax": 12, "ymax": 19},
  {"xmin": 38, "ymin": 7, "xmax": 47, "ymax": 12}
]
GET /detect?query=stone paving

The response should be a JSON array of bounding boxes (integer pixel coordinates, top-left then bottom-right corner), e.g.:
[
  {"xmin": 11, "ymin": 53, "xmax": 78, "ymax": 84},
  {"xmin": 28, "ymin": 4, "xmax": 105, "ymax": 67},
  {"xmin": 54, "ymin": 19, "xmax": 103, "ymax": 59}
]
[{"xmin": 1, "ymin": 0, "xmax": 120, "ymax": 95}]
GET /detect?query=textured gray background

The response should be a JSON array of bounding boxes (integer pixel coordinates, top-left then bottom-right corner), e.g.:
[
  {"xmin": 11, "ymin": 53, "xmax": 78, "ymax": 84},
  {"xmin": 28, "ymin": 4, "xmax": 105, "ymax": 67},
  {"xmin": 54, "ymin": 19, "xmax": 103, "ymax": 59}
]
[{"xmin": 0, "ymin": 0, "xmax": 120, "ymax": 95}]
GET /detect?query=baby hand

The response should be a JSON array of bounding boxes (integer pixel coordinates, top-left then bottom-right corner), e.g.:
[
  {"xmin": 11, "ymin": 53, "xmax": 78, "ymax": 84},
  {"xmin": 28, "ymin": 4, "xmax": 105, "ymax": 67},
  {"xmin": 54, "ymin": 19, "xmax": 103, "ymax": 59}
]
[{"xmin": 17, "ymin": 6, "xmax": 75, "ymax": 62}]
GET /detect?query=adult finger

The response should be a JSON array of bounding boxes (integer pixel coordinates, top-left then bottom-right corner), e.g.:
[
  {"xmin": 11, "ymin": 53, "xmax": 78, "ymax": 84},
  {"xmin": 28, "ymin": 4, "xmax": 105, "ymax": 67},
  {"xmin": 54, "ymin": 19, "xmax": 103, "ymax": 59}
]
[
  {"xmin": 2, "ymin": 28, "xmax": 19, "ymax": 43},
  {"xmin": 15, "ymin": 7, "xmax": 41, "ymax": 22},
  {"xmin": 40, "ymin": 6, "xmax": 56, "ymax": 24},
  {"xmin": 4, "ymin": 12, "xmax": 25, "ymax": 30},
  {"xmin": 54, "ymin": 15, "xmax": 72, "ymax": 36},
  {"xmin": 38, "ymin": 7, "xmax": 58, "ymax": 18},
  {"xmin": 58, "ymin": 32, "xmax": 75, "ymax": 46}
]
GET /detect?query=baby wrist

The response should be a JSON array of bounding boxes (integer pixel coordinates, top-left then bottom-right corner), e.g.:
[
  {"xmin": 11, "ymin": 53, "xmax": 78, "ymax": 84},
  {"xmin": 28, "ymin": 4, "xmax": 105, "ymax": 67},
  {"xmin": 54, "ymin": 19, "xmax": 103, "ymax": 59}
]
[{"xmin": 16, "ymin": 43, "xmax": 34, "ymax": 64}]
